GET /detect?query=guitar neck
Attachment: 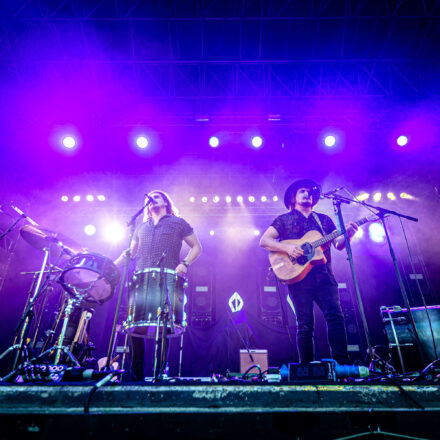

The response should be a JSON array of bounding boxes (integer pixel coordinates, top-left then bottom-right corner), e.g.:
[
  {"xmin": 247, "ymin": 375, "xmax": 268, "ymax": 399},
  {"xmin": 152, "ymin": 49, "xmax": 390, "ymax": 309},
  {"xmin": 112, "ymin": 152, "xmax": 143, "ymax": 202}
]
[{"xmin": 311, "ymin": 216, "xmax": 371, "ymax": 249}]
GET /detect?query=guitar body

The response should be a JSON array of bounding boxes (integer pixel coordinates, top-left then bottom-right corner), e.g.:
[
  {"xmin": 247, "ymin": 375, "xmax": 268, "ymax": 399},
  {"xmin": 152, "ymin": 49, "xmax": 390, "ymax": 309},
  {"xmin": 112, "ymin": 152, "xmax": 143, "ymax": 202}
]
[{"xmin": 269, "ymin": 230, "xmax": 328, "ymax": 284}]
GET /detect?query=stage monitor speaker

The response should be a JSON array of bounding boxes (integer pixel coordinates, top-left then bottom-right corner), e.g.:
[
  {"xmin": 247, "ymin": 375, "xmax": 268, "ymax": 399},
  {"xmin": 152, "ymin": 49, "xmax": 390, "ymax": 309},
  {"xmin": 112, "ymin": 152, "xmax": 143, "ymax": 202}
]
[
  {"xmin": 190, "ymin": 286, "xmax": 214, "ymax": 328},
  {"xmin": 381, "ymin": 305, "xmax": 440, "ymax": 365},
  {"xmin": 259, "ymin": 286, "xmax": 283, "ymax": 326},
  {"xmin": 240, "ymin": 349, "xmax": 268, "ymax": 375}
]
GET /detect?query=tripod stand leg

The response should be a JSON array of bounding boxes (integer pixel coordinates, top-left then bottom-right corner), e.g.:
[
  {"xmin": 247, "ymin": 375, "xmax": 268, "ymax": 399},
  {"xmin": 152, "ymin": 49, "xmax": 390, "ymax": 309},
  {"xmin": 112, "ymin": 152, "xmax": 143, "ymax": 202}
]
[
  {"xmin": 153, "ymin": 309, "xmax": 161, "ymax": 378},
  {"xmin": 178, "ymin": 330, "xmax": 184, "ymax": 377}
]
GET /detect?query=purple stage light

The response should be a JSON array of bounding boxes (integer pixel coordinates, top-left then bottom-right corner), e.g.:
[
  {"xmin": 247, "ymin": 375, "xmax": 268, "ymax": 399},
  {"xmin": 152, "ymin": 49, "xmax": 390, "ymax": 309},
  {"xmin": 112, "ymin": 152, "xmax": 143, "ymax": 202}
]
[
  {"xmin": 373, "ymin": 192, "xmax": 382, "ymax": 202},
  {"xmin": 209, "ymin": 136, "xmax": 220, "ymax": 148},
  {"xmin": 397, "ymin": 135, "xmax": 408, "ymax": 146},
  {"xmin": 201, "ymin": 197, "xmax": 208, "ymax": 203},
  {"xmin": 61, "ymin": 195, "xmax": 68, "ymax": 202},
  {"xmin": 136, "ymin": 136, "xmax": 149, "ymax": 149},
  {"xmin": 387, "ymin": 192, "xmax": 396, "ymax": 200},
  {"xmin": 236, "ymin": 195, "xmax": 243, "ymax": 203},
  {"xmin": 86, "ymin": 195, "xmax": 94, "ymax": 202},
  {"xmin": 251, "ymin": 136, "xmax": 263, "ymax": 148},
  {"xmin": 253, "ymin": 229, "xmax": 260, "ymax": 236},
  {"xmin": 209, "ymin": 230, "xmax": 215, "ymax": 236},
  {"xmin": 73, "ymin": 195, "xmax": 81, "ymax": 202},
  {"xmin": 62, "ymin": 136, "xmax": 76, "ymax": 149},
  {"xmin": 97, "ymin": 195, "xmax": 106, "ymax": 202},
  {"xmin": 248, "ymin": 196, "xmax": 255, "ymax": 203},
  {"xmin": 104, "ymin": 223, "xmax": 125, "ymax": 243},
  {"xmin": 84, "ymin": 225, "xmax": 96, "ymax": 236},
  {"xmin": 213, "ymin": 196, "xmax": 220, "ymax": 203},
  {"xmin": 225, "ymin": 196, "xmax": 232, "ymax": 203},
  {"xmin": 189, "ymin": 196, "xmax": 195, "ymax": 203},
  {"xmin": 273, "ymin": 196, "xmax": 279, "ymax": 202},
  {"xmin": 324, "ymin": 135, "xmax": 336, "ymax": 147},
  {"xmin": 261, "ymin": 196, "xmax": 267, "ymax": 202},
  {"xmin": 369, "ymin": 223, "xmax": 385, "ymax": 243}
]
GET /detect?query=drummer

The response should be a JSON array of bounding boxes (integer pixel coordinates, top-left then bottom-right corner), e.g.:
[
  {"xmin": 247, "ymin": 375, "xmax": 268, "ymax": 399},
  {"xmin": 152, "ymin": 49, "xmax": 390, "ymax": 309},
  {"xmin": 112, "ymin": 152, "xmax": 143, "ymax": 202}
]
[{"xmin": 115, "ymin": 190, "xmax": 202, "ymax": 380}]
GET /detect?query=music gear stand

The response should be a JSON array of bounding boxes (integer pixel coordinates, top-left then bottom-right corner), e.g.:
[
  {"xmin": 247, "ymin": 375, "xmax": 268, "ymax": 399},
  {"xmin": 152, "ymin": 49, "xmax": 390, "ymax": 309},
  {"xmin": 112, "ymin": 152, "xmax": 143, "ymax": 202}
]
[
  {"xmin": 104, "ymin": 200, "xmax": 149, "ymax": 372},
  {"xmin": 324, "ymin": 192, "xmax": 425, "ymax": 370}
]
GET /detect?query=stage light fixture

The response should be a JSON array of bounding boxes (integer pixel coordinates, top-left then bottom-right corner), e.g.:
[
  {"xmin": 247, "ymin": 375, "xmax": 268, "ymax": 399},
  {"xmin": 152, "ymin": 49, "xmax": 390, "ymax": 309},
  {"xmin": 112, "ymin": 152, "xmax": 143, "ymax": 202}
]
[
  {"xmin": 73, "ymin": 195, "xmax": 81, "ymax": 202},
  {"xmin": 357, "ymin": 193, "xmax": 370, "ymax": 201},
  {"xmin": 324, "ymin": 135, "xmax": 336, "ymax": 147},
  {"xmin": 84, "ymin": 224, "xmax": 96, "ymax": 236},
  {"xmin": 237, "ymin": 196, "xmax": 243, "ymax": 203},
  {"xmin": 273, "ymin": 196, "xmax": 279, "ymax": 202},
  {"xmin": 400, "ymin": 192, "xmax": 414, "ymax": 200},
  {"xmin": 209, "ymin": 230, "xmax": 215, "ymax": 236},
  {"xmin": 373, "ymin": 192, "xmax": 382, "ymax": 202},
  {"xmin": 86, "ymin": 195, "xmax": 94, "ymax": 202},
  {"xmin": 189, "ymin": 196, "xmax": 195, "ymax": 203},
  {"xmin": 213, "ymin": 196, "xmax": 220, "ymax": 203},
  {"xmin": 225, "ymin": 196, "xmax": 232, "ymax": 203},
  {"xmin": 62, "ymin": 136, "xmax": 76, "ymax": 149},
  {"xmin": 251, "ymin": 136, "xmax": 263, "ymax": 148},
  {"xmin": 253, "ymin": 229, "xmax": 260, "ymax": 236},
  {"xmin": 61, "ymin": 196, "xmax": 68, "ymax": 202},
  {"xmin": 209, "ymin": 136, "xmax": 219, "ymax": 148},
  {"xmin": 369, "ymin": 223, "xmax": 385, "ymax": 243},
  {"xmin": 261, "ymin": 196, "xmax": 267, "ymax": 202},
  {"xmin": 136, "ymin": 136, "xmax": 149, "ymax": 149},
  {"xmin": 97, "ymin": 195, "xmax": 106, "ymax": 201},
  {"xmin": 248, "ymin": 196, "xmax": 255, "ymax": 203},
  {"xmin": 387, "ymin": 192, "xmax": 396, "ymax": 200},
  {"xmin": 397, "ymin": 135, "xmax": 408, "ymax": 146},
  {"xmin": 201, "ymin": 197, "xmax": 208, "ymax": 203},
  {"xmin": 104, "ymin": 223, "xmax": 125, "ymax": 243}
]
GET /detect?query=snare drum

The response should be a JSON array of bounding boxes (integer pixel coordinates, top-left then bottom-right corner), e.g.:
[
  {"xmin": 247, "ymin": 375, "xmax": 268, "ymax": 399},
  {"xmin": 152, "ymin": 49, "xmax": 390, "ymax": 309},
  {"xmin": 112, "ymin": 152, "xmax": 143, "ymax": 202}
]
[
  {"xmin": 59, "ymin": 253, "xmax": 121, "ymax": 304},
  {"xmin": 125, "ymin": 267, "xmax": 188, "ymax": 338}
]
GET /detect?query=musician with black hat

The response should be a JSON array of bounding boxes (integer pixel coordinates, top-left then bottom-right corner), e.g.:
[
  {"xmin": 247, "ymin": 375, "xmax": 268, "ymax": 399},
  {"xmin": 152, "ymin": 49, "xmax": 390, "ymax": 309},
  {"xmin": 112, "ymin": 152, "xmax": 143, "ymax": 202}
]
[{"xmin": 260, "ymin": 179, "xmax": 358, "ymax": 365}]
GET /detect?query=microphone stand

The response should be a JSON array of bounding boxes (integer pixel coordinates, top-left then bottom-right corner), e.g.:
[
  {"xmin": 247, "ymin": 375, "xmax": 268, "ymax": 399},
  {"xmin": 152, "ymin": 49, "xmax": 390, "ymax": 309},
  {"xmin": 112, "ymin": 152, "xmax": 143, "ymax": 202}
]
[
  {"xmin": 327, "ymin": 195, "xmax": 375, "ymax": 365},
  {"xmin": 104, "ymin": 201, "xmax": 148, "ymax": 371},
  {"xmin": 323, "ymin": 193, "xmax": 426, "ymax": 369}
]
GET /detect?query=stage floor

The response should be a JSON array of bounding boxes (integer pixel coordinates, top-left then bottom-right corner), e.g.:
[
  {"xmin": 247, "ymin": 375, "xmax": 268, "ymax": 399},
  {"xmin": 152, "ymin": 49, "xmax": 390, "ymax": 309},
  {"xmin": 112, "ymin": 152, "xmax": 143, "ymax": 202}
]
[{"xmin": 1, "ymin": 381, "xmax": 439, "ymax": 439}]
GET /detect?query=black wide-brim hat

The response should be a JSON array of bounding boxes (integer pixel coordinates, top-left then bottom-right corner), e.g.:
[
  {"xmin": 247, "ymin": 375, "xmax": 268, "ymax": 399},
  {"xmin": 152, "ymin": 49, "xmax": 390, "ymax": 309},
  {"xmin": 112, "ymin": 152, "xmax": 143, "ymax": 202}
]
[{"xmin": 284, "ymin": 179, "xmax": 321, "ymax": 209}]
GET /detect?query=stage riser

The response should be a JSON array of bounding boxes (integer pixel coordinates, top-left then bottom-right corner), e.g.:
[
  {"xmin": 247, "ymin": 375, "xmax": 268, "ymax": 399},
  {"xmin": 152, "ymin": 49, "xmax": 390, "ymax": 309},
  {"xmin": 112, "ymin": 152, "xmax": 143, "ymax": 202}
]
[{"xmin": 0, "ymin": 384, "xmax": 439, "ymax": 414}]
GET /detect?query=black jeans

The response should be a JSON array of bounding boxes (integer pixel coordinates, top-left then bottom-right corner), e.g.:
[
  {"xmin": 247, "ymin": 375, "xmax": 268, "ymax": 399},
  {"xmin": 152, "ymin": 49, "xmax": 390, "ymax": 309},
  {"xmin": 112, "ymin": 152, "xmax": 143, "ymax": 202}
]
[{"xmin": 288, "ymin": 272, "xmax": 349, "ymax": 364}]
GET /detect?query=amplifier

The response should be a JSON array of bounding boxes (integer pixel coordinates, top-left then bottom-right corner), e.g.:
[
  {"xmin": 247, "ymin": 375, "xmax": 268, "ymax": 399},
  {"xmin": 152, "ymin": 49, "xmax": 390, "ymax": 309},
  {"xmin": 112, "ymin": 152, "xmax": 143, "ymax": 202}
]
[
  {"xmin": 381, "ymin": 305, "xmax": 440, "ymax": 364},
  {"xmin": 239, "ymin": 349, "xmax": 268, "ymax": 374}
]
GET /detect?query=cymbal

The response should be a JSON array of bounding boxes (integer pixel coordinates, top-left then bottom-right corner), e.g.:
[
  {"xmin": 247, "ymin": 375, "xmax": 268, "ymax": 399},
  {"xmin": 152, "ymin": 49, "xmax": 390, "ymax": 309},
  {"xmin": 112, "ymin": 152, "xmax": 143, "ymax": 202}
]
[{"xmin": 20, "ymin": 224, "xmax": 82, "ymax": 257}]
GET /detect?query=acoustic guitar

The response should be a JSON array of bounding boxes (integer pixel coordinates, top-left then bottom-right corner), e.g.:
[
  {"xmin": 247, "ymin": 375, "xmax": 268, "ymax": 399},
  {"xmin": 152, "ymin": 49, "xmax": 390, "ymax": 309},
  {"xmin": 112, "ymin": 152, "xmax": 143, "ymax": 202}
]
[{"xmin": 269, "ymin": 214, "xmax": 379, "ymax": 284}]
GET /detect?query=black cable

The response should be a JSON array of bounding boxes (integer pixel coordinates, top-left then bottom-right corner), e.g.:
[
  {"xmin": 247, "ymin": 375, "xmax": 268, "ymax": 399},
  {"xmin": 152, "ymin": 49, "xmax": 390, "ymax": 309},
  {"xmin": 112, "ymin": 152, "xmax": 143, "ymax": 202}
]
[{"xmin": 84, "ymin": 372, "xmax": 116, "ymax": 414}]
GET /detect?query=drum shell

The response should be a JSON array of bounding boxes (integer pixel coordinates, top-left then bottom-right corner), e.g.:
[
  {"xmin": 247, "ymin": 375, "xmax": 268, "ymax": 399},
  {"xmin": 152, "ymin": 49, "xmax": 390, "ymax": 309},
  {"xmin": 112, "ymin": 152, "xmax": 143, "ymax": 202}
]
[{"xmin": 127, "ymin": 269, "xmax": 187, "ymax": 338}]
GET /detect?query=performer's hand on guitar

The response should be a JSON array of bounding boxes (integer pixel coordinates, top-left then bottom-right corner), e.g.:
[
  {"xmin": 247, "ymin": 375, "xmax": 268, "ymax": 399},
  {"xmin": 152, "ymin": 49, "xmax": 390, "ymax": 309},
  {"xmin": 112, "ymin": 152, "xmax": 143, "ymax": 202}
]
[
  {"xmin": 283, "ymin": 243, "xmax": 304, "ymax": 258},
  {"xmin": 345, "ymin": 221, "xmax": 359, "ymax": 239}
]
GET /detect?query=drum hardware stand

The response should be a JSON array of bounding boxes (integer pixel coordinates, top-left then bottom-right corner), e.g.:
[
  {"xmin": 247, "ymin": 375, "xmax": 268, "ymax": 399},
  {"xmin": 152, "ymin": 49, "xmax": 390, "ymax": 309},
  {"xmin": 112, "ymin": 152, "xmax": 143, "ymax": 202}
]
[
  {"xmin": 0, "ymin": 246, "xmax": 51, "ymax": 375},
  {"xmin": 105, "ymin": 199, "xmax": 149, "ymax": 371},
  {"xmin": 34, "ymin": 290, "xmax": 83, "ymax": 367},
  {"xmin": 153, "ymin": 250, "xmax": 175, "ymax": 379}
]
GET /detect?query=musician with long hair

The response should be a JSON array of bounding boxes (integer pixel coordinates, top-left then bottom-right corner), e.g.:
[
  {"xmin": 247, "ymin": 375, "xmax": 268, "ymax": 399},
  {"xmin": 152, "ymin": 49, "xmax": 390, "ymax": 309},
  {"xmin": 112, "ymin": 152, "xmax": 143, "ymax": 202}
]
[
  {"xmin": 116, "ymin": 190, "xmax": 201, "ymax": 380},
  {"xmin": 259, "ymin": 179, "xmax": 358, "ymax": 365}
]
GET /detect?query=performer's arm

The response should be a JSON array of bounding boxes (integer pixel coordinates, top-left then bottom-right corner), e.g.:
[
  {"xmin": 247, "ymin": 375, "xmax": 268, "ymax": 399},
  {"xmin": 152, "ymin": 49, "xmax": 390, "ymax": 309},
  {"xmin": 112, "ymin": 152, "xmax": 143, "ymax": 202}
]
[
  {"xmin": 114, "ymin": 235, "xmax": 139, "ymax": 266},
  {"xmin": 333, "ymin": 221, "xmax": 358, "ymax": 251},
  {"xmin": 175, "ymin": 233, "xmax": 202, "ymax": 275},
  {"xmin": 259, "ymin": 226, "xmax": 304, "ymax": 258}
]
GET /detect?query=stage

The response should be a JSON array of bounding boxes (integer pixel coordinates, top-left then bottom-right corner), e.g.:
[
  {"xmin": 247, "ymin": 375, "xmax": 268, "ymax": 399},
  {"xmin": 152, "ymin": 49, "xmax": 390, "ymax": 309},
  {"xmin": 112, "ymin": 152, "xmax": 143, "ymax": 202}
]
[{"xmin": 1, "ymin": 381, "xmax": 439, "ymax": 439}]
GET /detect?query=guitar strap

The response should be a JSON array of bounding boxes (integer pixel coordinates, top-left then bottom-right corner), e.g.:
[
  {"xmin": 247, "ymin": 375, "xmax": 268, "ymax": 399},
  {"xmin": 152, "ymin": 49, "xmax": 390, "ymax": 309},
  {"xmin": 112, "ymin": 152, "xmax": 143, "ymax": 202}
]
[{"xmin": 312, "ymin": 212, "xmax": 325, "ymax": 235}]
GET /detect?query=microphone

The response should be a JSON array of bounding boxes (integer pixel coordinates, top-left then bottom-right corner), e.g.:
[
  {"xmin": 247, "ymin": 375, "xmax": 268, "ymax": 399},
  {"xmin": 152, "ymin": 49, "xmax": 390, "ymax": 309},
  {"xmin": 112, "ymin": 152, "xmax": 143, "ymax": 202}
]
[
  {"xmin": 144, "ymin": 194, "xmax": 154, "ymax": 205},
  {"xmin": 321, "ymin": 187, "xmax": 344, "ymax": 198},
  {"xmin": 156, "ymin": 249, "xmax": 168, "ymax": 266}
]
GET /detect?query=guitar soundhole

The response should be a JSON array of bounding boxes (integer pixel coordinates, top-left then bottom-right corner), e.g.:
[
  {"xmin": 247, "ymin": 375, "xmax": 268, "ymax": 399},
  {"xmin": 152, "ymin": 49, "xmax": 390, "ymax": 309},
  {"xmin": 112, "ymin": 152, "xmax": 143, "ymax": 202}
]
[
  {"xmin": 297, "ymin": 255, "xmax": 308, "ymax": 265},
  {"xmin": 301, "ymin": 242, "xmax": 313, "ymax": 255}
]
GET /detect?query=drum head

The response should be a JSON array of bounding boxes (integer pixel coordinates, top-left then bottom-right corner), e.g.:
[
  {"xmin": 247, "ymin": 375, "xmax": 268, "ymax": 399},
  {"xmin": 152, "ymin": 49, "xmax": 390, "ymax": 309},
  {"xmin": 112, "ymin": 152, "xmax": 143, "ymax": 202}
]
[{"xmin": 59, "ymin": 253, "xmax": 120, "ymax": 304}]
